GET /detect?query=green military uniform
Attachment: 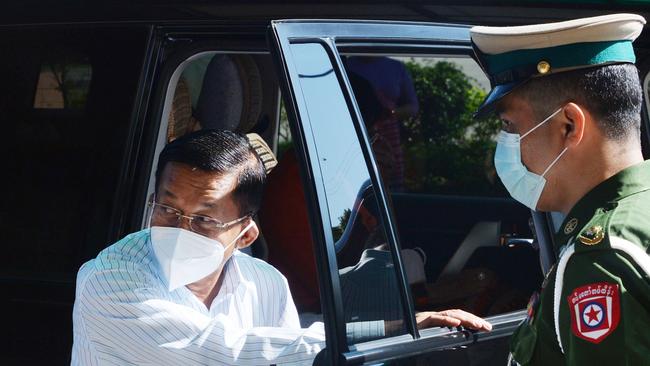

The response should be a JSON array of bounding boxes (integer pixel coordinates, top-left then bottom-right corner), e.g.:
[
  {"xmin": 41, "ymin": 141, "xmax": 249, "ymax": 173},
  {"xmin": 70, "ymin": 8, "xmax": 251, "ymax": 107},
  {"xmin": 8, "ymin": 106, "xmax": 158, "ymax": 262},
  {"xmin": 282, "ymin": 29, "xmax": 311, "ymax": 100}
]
[
  {"xmin": 469, "ymin": 13, "xmax": 650, "ymax": 365},
  {"xmin": 511, "ymin": 160, "xmax": 650, "ymax": 365}
]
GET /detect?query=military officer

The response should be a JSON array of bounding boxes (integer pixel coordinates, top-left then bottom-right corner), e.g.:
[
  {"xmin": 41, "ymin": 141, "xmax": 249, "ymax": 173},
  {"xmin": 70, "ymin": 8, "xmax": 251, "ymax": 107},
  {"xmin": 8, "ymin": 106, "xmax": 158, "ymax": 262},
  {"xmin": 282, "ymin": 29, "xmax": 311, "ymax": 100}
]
[{"xmin": 470, "ymin": 14, "xmax": 650, "ymax": 365}]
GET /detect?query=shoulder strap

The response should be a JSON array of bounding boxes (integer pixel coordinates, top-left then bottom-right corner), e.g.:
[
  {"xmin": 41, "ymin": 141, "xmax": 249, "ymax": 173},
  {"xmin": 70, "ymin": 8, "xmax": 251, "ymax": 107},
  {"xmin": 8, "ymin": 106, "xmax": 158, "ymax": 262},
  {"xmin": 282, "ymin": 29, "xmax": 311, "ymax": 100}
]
[
  {"xmin": 609, "ymin": 236, "xmax": 650, "ymax": 275},
  {"xmin": 553, "ymin": 243, "xmax": 575, "ymax": 354}
]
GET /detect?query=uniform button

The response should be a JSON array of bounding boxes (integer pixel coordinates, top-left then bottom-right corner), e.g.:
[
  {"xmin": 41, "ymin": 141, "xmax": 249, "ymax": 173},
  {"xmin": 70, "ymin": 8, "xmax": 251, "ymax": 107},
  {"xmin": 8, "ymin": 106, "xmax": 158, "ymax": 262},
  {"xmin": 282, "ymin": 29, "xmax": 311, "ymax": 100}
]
[{"xmin": 537, "ymin": 60, "xmax": 551, "ymax": 74}]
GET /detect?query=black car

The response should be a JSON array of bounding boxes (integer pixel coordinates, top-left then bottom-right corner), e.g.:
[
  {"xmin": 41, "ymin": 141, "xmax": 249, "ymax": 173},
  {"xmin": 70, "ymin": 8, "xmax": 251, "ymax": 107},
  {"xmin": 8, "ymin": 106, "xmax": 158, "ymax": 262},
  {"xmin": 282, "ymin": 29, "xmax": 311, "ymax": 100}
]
[{"xmin": 2, "ymin": 2, "xmax": 649, "ymax": 365}]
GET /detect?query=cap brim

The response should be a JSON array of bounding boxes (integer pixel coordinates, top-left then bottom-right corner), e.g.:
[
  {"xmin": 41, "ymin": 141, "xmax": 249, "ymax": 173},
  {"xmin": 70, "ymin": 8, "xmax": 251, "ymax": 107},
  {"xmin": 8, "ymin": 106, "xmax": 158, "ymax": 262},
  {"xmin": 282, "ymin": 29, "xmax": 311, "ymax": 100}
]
[{"xmin": 474, "ymin": 82, "xmax": 518, "ymax": 118}]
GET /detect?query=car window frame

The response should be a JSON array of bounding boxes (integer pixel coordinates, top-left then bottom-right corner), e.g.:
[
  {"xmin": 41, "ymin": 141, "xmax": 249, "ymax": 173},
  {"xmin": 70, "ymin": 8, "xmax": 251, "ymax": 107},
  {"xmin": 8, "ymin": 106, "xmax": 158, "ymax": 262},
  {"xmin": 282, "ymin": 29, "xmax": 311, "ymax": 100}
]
[{"xmin": 270, "ymin": 19, "xmax": 528, "ymax": 365}]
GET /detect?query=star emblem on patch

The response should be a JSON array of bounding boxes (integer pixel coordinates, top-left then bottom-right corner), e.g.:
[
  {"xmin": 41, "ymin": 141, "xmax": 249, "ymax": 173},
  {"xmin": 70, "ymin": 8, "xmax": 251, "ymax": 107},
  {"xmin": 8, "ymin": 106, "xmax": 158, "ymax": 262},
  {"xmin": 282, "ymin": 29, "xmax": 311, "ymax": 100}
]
[
  {"xmin": 582, "ymin": 303, "xmax": 604, "ymax": 327},
  {"xmin": 567, "ymin": 282, "xmax": 620, "ymax": 344}
]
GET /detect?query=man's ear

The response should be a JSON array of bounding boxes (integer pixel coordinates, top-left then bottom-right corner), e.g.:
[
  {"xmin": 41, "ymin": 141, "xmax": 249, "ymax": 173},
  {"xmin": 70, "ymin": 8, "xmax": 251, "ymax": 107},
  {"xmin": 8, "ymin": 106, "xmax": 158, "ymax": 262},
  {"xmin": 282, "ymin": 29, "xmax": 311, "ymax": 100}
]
[
  {"xmin": 562, "ymin": 102, "xmax": 586, "ymax": 147},
  {"xmin": 236, "ymin": 220, "xmax": 259, "ymax": 249}
]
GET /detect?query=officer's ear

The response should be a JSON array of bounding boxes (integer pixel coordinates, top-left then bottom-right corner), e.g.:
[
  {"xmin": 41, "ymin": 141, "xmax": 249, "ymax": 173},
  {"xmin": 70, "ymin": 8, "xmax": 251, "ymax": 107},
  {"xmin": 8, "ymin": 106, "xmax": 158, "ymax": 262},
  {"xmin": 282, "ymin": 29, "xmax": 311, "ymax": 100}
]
[{"xmin": 561, "ymin": 102, "xmax": 586, "ymax": 147}]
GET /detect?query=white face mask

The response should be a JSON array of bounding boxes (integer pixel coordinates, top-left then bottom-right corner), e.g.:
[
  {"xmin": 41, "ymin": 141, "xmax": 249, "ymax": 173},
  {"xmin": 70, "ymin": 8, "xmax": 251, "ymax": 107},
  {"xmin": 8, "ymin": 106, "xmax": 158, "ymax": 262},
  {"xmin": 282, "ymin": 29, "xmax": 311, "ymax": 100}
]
[
  {"xmin": 494, "ymin": 107, "xmax": 568, "ymax": 211},
  {"xmin": 150, "ymin": 222, "xmax": 254, "ymax": 291}
]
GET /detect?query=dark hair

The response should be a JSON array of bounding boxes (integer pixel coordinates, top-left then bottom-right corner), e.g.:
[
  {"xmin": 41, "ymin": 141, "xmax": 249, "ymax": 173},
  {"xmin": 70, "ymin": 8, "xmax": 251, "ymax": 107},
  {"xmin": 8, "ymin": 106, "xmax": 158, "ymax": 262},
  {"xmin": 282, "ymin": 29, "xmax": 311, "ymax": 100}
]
[
  {"xmin": 516, "ymin": 63, "xmax": 642, "ymax": 141},
  {"xmin": 155, "ymin": 129, "xmax": 266, "ymax": 215}
]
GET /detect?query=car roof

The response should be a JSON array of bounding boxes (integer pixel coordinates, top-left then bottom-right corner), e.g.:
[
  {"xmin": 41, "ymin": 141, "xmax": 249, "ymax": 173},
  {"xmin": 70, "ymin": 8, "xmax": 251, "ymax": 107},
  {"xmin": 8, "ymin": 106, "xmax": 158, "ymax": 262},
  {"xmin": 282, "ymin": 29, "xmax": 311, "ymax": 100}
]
[{"xmin": 3, "ymin": 1, "xmax": 650, "ymax": 26}]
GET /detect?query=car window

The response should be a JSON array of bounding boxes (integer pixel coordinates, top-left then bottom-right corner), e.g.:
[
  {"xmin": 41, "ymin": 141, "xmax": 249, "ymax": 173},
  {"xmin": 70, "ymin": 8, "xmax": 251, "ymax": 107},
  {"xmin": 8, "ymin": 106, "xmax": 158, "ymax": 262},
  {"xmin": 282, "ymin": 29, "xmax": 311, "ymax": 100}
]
[
  {"xmin": 0, "ymin": 27, "xmax": 148, "ymax": 279},
  {"xmin": 33, "ymin": 61, "xmax": 92, "ymax": 109},
  {"xmin": 288, "ymin": 42, "xmax": 410, "ymax": 342},
  {"xmin": 343, "ymin": 55, "xmax": 503, "ymax": 196},
  {"xmin": 342, "ymin": 54, "xmax": 542, "ymax": 322}
]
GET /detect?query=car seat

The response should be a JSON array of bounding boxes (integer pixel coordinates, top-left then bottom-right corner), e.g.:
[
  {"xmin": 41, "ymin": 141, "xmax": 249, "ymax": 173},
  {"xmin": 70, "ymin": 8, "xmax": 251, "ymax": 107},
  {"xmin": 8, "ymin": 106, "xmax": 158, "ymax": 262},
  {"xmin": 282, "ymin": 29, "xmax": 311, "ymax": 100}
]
[{"xmin": 259, "ymin": 147, "xmax": 321, "ymax": 313}]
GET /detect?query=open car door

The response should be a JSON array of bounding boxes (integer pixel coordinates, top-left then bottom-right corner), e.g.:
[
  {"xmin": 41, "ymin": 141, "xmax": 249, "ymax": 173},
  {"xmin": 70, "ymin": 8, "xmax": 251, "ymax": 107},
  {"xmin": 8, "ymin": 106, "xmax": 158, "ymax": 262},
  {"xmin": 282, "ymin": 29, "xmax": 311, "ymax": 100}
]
[{"xmin": 269, "ymin": 20, "xmax": 540, "ymax": 365}]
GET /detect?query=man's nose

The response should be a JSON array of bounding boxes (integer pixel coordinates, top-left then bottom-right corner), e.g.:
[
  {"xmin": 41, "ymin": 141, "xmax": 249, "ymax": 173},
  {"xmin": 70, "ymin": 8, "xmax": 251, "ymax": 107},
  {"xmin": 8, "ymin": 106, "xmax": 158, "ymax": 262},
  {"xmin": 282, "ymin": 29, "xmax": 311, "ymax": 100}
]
[{"xmin": 177, "ymin": 215, "xmax": 193, "ymax": 231}]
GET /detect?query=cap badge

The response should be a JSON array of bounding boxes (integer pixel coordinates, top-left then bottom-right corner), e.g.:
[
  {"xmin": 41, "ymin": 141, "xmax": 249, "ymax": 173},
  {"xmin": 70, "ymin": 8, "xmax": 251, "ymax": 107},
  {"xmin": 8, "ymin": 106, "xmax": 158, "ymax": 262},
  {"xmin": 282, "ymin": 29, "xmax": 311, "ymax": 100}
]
[
  {"xmin": 578, "ymin": 225, "xmax": 604, "ymax": 246},
  {"xmin": 564, "ymin": 218, "xmax": 579, "ymax": 235},
  {"xmin": 537, "ymin": 60, "xmax": 551, "ymax": 74}
]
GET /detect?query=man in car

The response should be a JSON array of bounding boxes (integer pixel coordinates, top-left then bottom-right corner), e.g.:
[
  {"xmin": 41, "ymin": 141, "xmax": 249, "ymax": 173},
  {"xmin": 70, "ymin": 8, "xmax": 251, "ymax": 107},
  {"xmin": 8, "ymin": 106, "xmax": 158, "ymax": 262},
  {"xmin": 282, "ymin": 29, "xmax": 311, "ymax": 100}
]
[
  {"xmin": 470, "ymin": 14, "xmax": 650, "ymax": 365},
  {"xmin": 71, "ymin": 129, "xmax": 491, "ymax": 365}
]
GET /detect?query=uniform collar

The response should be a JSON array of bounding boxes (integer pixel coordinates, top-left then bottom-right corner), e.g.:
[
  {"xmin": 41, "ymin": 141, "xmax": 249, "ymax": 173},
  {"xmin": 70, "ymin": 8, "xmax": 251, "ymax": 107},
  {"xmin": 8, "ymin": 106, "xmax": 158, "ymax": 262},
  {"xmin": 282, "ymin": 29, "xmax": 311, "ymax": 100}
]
[{"xmin": 554, "ymin": 159, "xmax": 650, "ymax": 251}]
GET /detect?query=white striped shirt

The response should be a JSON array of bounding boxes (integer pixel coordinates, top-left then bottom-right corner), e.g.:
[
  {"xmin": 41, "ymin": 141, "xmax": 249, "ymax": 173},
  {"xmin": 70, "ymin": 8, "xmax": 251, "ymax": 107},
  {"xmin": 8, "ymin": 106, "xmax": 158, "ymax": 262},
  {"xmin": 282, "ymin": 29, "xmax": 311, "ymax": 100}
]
[{"xmin": 71, "ymin": 229, "xmax": 326, "ymax": 365}]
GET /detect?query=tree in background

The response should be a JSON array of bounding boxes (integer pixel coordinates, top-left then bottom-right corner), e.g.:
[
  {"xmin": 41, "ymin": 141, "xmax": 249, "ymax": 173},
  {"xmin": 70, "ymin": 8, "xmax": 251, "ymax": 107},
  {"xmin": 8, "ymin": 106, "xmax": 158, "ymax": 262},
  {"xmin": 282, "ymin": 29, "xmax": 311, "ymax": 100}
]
[
  {"xmin": 403, "ymin": 61, "xmax": 505, "ymax": 196},
  {"xmin": 278, "ymin": 60, "xmax": 506, "ymax": 197}
]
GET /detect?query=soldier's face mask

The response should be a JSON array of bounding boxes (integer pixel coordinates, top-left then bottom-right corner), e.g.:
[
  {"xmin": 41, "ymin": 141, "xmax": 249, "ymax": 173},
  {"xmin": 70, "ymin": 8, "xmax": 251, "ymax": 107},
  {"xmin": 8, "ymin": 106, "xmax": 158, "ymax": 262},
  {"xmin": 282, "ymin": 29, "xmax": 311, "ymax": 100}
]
[{"xmin": 494, "ymin": 107, "xmax": 568, "ymax": 211}]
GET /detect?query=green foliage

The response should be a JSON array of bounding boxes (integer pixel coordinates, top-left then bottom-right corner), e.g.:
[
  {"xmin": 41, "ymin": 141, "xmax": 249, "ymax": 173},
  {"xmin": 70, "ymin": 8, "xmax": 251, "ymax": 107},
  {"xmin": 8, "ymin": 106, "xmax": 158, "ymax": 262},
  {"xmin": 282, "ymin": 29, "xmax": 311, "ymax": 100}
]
[
  {"xmin": 45, "ymin": 59, "xmax": 91, "ymax": 109},
  {"xmin": 402, "ymin": 61, "xmax": 505, "ymax": 196},
  {"xmin": 276, "ymin": 101, "xmax": 294, "ymax": 160},
  {"xmin": 332, "ymin": 208, "xmax": 351, "ymax": 242}
]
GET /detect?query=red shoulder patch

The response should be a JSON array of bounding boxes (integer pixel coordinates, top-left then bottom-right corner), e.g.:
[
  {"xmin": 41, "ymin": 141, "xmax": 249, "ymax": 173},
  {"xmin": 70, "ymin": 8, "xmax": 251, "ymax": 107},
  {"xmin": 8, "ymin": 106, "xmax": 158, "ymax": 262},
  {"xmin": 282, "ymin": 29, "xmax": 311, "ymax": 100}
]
[{"xmin": 567, "ymin": 282, "xmax": 620, "ymax": 344}]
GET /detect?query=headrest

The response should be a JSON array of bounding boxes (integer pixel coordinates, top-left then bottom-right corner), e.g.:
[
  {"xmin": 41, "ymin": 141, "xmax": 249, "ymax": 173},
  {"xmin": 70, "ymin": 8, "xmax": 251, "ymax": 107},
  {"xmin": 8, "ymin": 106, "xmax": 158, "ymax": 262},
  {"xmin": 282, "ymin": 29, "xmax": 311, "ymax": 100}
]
[{"xmin": 196, "ymin": 54, "xmax": 263, "ymax": 133}]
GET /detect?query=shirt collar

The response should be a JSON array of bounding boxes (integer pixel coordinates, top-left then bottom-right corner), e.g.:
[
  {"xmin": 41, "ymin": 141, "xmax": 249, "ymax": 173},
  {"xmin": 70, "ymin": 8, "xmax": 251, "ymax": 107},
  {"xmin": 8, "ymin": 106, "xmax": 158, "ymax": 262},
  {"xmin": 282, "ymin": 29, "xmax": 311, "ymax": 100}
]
[{"xmin": 554, "ymin": 159, "xmax": 650, "ymax": 251}]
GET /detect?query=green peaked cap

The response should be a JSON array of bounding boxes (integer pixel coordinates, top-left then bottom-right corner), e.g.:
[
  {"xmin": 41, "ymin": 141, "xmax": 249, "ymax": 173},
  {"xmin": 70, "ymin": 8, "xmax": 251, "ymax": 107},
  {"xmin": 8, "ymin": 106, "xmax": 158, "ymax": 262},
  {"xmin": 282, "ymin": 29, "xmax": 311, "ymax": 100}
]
[{"xmin": 470, "ymin": 13, "xmax": 645, "ymax": 117}]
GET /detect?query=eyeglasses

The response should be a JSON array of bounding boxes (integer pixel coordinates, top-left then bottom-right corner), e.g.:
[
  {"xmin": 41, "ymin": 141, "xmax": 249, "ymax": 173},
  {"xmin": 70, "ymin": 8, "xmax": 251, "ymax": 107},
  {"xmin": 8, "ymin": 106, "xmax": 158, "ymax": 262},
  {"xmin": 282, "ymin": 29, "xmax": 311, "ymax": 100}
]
[{"xmin": 148, "ymin": 201, "xmax": 251, "ymax": 237}]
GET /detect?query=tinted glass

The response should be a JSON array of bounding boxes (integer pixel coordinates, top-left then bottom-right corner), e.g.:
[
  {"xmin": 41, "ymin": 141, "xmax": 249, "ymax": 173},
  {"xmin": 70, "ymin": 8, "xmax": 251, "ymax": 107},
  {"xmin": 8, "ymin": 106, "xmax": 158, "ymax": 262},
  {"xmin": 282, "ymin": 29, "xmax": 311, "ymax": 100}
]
[
  {"xmin": 344, "ymin": 55, "xmax": 504, "ymax": 196},
  {"xmin": 33, "ymin": 62, "xmax": 92, "ymax": 109},
  {"xmin": 290, "ymin": 43, "xmax": 408, "ymax": 342},
  {"xmin": 0, "ymin": 27, "xmax": 148, "ymax": 278},
  {"xmin": 343, "ymin": 54, "xmax": 541, "ymax": 321},
  {"xmin": 0, "ymin": 26, "xmax": 148, "ymax": 364}
]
